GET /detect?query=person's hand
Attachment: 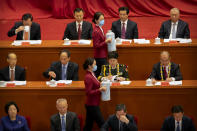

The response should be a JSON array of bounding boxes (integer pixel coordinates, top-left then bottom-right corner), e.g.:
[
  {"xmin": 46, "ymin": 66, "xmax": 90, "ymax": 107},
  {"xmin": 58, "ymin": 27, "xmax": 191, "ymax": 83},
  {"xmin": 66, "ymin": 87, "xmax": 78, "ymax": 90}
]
[
  {"xmin": 117, "ymin": 77, "xmax": 125, "ymax": 81},
  {"xmin": 48, "ymin": 71, "xmax": 56, "ymax": 78},
  {"xmin": 99, "ymin": 86, "xmax": 107, "ymax": 92},
  {"xmin": 107, "ymin": 75, "xmax": 112, "ymax": 80},
  {"xmin": 151, "ymin": 78, "xmax": 156, "ymax": 84},
  {"xmin": 119, "ymin": 115, "xmax": 129, "ymax": 124},
  {"xmin": 166, "ymin": 77, "xmax": 172, "ymax": 82},
  {"xmin": 105, "ymin": 38, "xmax": 112, "ymax": 43},
  {"xmin": 15, "ymin": 26, "xmax": 25, "ymax": 33}
]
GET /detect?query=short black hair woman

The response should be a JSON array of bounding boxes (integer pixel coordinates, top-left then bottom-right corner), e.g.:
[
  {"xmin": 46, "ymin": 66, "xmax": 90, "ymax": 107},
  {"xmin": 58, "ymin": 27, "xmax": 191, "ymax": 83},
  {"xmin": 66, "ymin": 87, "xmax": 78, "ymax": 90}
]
[
  {"xmin": 92, "ymin": 12, "xmax": 112, "ymax": 77},
  {"xmin": 0, "ymin": 101, "xmax": 30, "ymax": 131},
  {"xmin": 83, "ymin": 57, "xmax": 107, "ymax": 131}
]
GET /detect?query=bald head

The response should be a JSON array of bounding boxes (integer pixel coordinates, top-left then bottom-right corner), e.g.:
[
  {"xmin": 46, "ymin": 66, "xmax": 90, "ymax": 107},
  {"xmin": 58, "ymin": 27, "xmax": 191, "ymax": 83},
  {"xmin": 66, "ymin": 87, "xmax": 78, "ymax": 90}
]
[
  {"xmin": 56, "ymin": 98, "xmax": 68, "ymax": 115},
  {"xmin": 160, "ymin": 51, "xmax": 171, "ymax": 66},
  {"xmin": 7, "ymin": 53, "xmax": 17, "ymax": 68},
  {"xmin": 170, "ymin": 8, "xmax": 180, "ymax": 23}
]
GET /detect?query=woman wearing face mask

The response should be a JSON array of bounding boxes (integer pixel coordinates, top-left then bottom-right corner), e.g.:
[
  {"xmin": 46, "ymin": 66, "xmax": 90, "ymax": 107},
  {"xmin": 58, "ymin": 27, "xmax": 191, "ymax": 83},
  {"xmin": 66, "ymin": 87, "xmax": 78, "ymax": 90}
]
[
  {"xmin": 83, "ymin": 57, "xmax": 106, "ymax": 131},
  {"xmin": 92, "ymin": 12, "xmax": 112, "ymax": 77},
  {"xmin": 0, "ymin": 101, "xmax": 30, "ymax": 131}
]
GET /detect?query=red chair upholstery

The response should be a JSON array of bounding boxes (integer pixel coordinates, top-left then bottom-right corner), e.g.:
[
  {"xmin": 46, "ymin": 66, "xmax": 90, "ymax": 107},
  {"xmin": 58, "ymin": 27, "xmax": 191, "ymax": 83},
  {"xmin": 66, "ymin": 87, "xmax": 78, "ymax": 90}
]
[
  {"xmin": 25, "ymin": 116, "xmax": 31, "ymax": 129},
  {"xmin": 77, "ymin": 115, "xmax": 83, "ymax": 131}
]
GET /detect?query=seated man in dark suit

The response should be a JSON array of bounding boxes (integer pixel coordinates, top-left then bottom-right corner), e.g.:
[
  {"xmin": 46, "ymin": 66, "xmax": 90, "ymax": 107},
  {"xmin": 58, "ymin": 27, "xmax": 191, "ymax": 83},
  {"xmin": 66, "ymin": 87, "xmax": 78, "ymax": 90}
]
[
  {"xmin": 0, "ymin": 53, "xmax": 25, "ymax": 81},
  {"xmin": 111, "ymin": 7, "xmax": 138, "ymax": 39},
  {"xmin": 161, "ymin": 105, "xmax": 195, "ymax": 131},
  {"xmin": 8, "ymin": 13, "xmax": 41, "ymax": 40},
  {"xmin": 43, "ymin": 49, "xmax": 79, "ymax": 81},
  {"xmin": 101, "ymin": 104, "xmax": 138, "ymax": 131},
  {"xmin": 149, "ymin": 51, "xmax": 182, "ymax": 83},
  {"xmin": 158, "ymin": 8, "xmax": 190, "ymax": 39},
  {"xmin": 63, "ymin": 8, "xmax": 93, "ymax": 40},
  {"xmin": 50, "ymin": 98, "xmax": 80, "ymax": 131}
]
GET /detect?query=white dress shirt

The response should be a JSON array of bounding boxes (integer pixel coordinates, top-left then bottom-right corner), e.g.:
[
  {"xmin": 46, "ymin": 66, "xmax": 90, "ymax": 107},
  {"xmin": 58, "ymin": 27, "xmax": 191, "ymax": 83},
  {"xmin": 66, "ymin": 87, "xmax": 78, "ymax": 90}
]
[
  {"xmin": 169, "ymin": 21, "xmax": 178, "ymax": 39},
  {"xmin": 163, "ymin": 64, "xmax": 175, "ymax": 81},
  {"xmin": 59, "ymin": 113, "xmax": 67, "ymax": 127},
  {"xmin": 175, "ymin": 120, "xmax": 182, "ymax": 131},
  {"xmin": 9, "ymin": 66, "xmax": 15, "ymax": 80},
  {"xmin": 121, "ymin": 19, "xmax": 128, "ymax": 31}
]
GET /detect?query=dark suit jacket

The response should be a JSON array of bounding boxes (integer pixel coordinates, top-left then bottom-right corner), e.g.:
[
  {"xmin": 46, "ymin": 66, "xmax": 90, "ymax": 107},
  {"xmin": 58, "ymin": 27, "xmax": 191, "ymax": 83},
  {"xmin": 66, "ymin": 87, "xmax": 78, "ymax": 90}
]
[
  {"xmin": 0, "ymin": 65, "xmax": 26, "ymax": 81},
  {"xmin": 101, "ymin": 114, "xmax": 138, "ymax": 131},
  {"xmin": 161, "ymin": 116, "xmax": 195, "ymax": 131},
  {"xmin": 63, "ymin": 21, "xmax": 93, "ymax": 40},
  {"xmin": 43, "ymin": 61, "xmax": 79, "ymax": 81},
  {"xmin": 7, "ymin": 21, "xmax": 41, "ymax": 40},
  {"xmin": 158, "ymin": 19, "xmax": 190, "ymax": 39},
  {"xmin": 111, "ymin": 19, "xmax": 138, "ymax": 39},
  {"xmin": 50, "ymin": 112, "xmax": 80, "ymax": 131},
  {"xmin": 149, "ymin": 62, "xmax": 183, "ymax": 81}
]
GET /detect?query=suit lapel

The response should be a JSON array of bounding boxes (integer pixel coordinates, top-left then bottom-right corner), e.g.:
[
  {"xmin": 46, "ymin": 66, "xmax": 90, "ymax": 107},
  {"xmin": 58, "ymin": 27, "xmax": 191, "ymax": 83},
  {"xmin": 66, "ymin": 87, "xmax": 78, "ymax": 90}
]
[
  {"xmin": 117, "ymin": 20, "xmax": 121, "ymax": 37},
  {"xmin": 176, "ymin": 20, "xmax": 181, "ymax": 38},
  {"xmin": 66, "ymin": 63, "xmax": 71, "ymax": 80},
  {"xmin": 57, "ymin": 62, "xmax": 62, "ymax": 80},
  {"xmin": 15, "ymin": 66, "xmax": 19, "ymax": 80},
  {"xmin": 66, "ymin": 112, "xmax": 70, "ymax": 130},
  {"xmin": 125, "ymin": 20, "xmax": 130, "ymax": 38},
  {"xmin": 171, "ymin": 116, "xmax": 175, "ymax": 131},
  {"xmin": 167, "ymin": 20, "xmax": 172, "ymax": 37},
  {"xmin": 56, "ymin": 114, "xmax": 61, "ymax": 131},
  {"xmin": 73, "ymin": 22, "xmax": 77, "ymax": 36},
  {"xmin": 81, "ymin": 21, "xmax": 86, "ymax": 36},
  {"xmin": 30, "ymin": 23, "xmax": 34, "ymax": 40},
  {"xmin": 5, "ymin": 66, "xmax": 10, "ymax": 81}
]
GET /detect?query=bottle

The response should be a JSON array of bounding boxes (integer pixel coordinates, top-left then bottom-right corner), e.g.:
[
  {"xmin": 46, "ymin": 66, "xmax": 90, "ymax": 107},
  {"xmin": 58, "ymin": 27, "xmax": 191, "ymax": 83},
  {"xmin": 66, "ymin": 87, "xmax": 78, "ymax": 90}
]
[{"xmin": 106, "ymin": 30, "xmax": 116, "ymax": 52}]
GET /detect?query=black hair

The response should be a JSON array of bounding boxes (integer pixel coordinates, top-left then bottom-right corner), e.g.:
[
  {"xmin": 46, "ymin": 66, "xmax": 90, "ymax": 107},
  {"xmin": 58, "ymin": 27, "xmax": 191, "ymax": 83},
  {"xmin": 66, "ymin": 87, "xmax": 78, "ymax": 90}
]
[
  {"xmin": 74, "ymin": 8, "xmax": 84, "ymax": 13},
  {"xmin": 115, "ymin": 104, "xmax": 127, "ymax": 112},
  {"xmin": 59, "ymin": 49, "xmax": 71, "ymax": 57},
  {"xmin": 5, "ymin": 101, "xmax": 19, "ymax": 114},
  {"xmin": 171, "ymin": 105, "xmax": 184, "ymax": 113},
  {"xmin": 108, "ymin": 51, "xmax": 118, "ymax": 59},
  {"xmin": 119, "ymin": 7, "xmax": 129, "ymax": 14},
  {"xmin": 22, "ymin": 13, "xmax": 33, "ymax": 21},
  {"xmin": 92, "ymin": 12, "xmax": 104, "ymax": 24},
  {"xmin": 83, "ymin": 57, "xmax": 95, "ymax": 70},
  {"xmin": 7, "ymin": 52, "xmax": 16, "ymax": 59}
]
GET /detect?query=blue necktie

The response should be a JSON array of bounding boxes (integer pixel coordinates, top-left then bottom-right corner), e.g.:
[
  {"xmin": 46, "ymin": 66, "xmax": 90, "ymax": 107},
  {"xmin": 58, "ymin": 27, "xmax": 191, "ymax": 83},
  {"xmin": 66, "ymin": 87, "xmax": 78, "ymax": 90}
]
[
  {"xmin": 62, "ymin": 65, "xmax": 66, "ymax": 80},
  {"xmin": 176, "ymin": 122, "xmax": 180, "ymax": 131},
  {"xmin": 61, "ymin": 115, "xmax": 66, "ymax": 131}
]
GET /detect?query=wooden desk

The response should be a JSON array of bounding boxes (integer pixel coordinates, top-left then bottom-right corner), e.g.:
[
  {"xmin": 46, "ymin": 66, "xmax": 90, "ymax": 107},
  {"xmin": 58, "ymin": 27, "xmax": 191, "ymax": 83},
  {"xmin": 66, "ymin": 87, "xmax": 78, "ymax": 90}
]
[
  {"xmin": 0, "ymin": 80, "xmax": 197, "ymax": 130},
  {"xmin": 0, "ymin": 40, "xmax": 197, "ymax": 81}
]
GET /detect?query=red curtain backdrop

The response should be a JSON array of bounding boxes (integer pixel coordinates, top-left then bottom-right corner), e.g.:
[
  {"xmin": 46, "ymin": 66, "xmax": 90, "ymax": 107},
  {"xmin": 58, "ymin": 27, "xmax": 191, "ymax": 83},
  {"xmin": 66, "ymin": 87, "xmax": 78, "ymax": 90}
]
[{"xmin": 0, "ymin": 0, "xmax": 197, "ymax": 20}]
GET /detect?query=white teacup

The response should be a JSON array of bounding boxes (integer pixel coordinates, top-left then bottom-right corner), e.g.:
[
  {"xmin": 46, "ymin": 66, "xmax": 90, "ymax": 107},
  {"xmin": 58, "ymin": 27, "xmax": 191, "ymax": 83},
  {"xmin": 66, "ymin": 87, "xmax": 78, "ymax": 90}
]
[
  {"xmin": 146, "ymin": 78, "xmax": 153, "ymax": 86},
  {"xmin": 0, "ymin": 81, "xmax": 6, "ymax": 87},
  {"xmin": 24, "ymin": 26, "xmax": 30, "ymax": 32},
  {"xmin": 155, "ymin": 37, "xmax": 161, "ymax": 44}
]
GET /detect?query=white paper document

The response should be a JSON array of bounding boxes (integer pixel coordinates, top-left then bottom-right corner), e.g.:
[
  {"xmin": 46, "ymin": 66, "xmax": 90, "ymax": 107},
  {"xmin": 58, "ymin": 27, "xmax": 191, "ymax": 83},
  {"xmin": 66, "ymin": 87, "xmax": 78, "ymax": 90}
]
[
  {"xmin": 120, "ymin": 81, "xmax": 131, "ymax": 85},
  {"xmin": 164, "ymin": 39, "xmax": 192, "ymax": 43},
  {"xmin": 46, "ymin": 80, "xmax": 72, "ymax": 86},
  {"xmin": 0, "ymin": 81, "xmax": 27, "ymax": 86},
  {"xmin": 11, "ymin": 40, "xmax": 42, "ymax": 46},
  {"xmin": 134, "ymin": 39, "xmax": 150, "ymax": 44},
  {"xmin": 169, "ymin": 81, "xmax": 182, "ymax": 85},
  {"xmin": 78, "ymin": 40, "xmax": 91, "ymax": 45}
]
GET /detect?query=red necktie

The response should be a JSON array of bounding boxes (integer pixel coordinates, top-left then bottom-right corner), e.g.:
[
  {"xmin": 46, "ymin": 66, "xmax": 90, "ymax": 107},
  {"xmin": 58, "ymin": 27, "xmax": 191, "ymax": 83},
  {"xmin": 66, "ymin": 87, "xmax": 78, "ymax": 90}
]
[
  {"xmin": 10, "ymin": 69, "xmax": 14, "ymax": 81},
  {"xmin": 163, "ymin": 66, "xmax": 168, "ymax": 79},
  {"xmin": 78, "ymin": 24, "xmax": 81, "ymax": 40},
  {"xmin": 24, "ymin": 31, "xmax": 29, "ymax": 40}
]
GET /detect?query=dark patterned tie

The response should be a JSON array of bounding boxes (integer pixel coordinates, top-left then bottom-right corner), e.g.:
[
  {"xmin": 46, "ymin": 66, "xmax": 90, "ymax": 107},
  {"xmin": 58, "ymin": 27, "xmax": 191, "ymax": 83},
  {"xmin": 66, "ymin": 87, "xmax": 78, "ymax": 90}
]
[
  {"xmin": 78, "ymin": 24, "xmax": 81, "ymax": 40},
  {"xmin": 121, "ymin": 23, "xmax": 126, "ymax": 39}
]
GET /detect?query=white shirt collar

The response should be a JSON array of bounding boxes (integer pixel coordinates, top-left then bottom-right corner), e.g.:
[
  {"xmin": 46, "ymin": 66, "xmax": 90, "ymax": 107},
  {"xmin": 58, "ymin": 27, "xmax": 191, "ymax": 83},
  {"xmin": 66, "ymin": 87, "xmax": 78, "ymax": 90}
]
[
  {"xmin": 59, "ymin": 113, "xmax": 67, "ymax": 118},
  {"xmin": 121, "ymin": 19, "xmax": 128, "ymax": 24},
  {"xmin": 76, "ymin": 21, "xmax": 83, "ymax": 26},
  {"xmin": 171, "ymin": 20, "xmax": 179, "ymax": 25},
  {"xmin": 9, "ymin": 66, "xmax": 15, "ymax": 70},
  {"xmin": 62, "ymin": 62, "xmax": 69, "ymax": 68}
]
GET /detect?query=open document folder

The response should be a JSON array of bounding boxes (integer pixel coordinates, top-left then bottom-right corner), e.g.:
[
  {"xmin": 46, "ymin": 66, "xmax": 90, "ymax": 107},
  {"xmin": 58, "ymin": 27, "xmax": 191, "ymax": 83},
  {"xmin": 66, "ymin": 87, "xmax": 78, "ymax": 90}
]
[{"xmin": 11, "ymin": 40, "xmax": 42, "ymax": 46}]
